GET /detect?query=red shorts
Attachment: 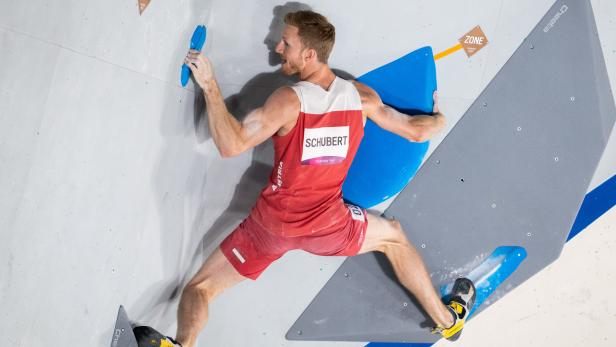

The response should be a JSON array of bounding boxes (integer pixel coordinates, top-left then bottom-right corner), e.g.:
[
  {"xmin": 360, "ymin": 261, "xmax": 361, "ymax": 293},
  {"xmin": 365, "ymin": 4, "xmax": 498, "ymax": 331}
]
[{"xmin": 220, "ymin": 204, "xmax": 368, "ymax": 280}]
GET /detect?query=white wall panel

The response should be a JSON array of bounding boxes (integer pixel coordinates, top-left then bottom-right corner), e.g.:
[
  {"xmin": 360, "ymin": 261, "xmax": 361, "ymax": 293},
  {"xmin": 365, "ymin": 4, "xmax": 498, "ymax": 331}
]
[{"xmin": 0, "ymin": 0, "xmax": 615, "ymax": 346}]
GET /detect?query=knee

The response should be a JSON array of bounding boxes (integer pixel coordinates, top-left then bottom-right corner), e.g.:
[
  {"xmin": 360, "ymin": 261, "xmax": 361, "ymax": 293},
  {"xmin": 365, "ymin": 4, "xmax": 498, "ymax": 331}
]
[
  {"xmin": 184, "ymin": 276, "xmax": 217, "ymax": 302},
  {"xmin": 387, "ymin": 218, "xmax": 405, "ymax": 240},
  {"xmin": 388, "ymin": 218, "xmax": 402, "ymax": 232},
  {"xmin": 378, "ymin": 219, "xmax": 409, "ymax": 253}
]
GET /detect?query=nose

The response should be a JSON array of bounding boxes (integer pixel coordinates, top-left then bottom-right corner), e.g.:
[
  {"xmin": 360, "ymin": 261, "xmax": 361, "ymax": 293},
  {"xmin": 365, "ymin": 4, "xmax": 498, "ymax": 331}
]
[{"xmin": 275, "ymin": 40, "xmax": 284, "ymax": 54}]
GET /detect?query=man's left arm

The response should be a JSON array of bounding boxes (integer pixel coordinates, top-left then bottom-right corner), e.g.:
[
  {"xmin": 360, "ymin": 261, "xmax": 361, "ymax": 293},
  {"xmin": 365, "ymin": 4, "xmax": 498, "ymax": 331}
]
[{"xmin": 354, "ymin": 81, "xmax": 446, "ymax": 142}]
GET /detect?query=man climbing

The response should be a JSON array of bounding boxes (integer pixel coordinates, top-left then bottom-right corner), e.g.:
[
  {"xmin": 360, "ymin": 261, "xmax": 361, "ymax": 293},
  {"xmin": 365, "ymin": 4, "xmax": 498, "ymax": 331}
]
[{"xmin": 135, "ymin": 10, "xmax": 475, "ymax": 347}]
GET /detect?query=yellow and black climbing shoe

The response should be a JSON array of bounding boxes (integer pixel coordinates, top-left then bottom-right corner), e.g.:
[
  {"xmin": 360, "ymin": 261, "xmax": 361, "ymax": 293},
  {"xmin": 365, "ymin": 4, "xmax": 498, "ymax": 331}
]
[
  {"xmin": 133, "ymin": 326, "xmax": 182, "ymax": 347},
  {"xmin": 431, "ymin": 277, "xmax": 476, "ymax": 341}
]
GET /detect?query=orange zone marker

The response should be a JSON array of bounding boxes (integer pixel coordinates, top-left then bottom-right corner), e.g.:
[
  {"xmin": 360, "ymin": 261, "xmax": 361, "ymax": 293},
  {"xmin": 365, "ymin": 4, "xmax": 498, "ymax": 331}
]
[
  {"xmin": 434, "ymin": 26, "xmax": 489, "ymax": 60},
  {"xmin": 138, "ymin": 0, "xmax": 151, "ymax": 15},
  {"xmin": 434, "ymin": 43, "xmax": 463, "ymax": 61}
]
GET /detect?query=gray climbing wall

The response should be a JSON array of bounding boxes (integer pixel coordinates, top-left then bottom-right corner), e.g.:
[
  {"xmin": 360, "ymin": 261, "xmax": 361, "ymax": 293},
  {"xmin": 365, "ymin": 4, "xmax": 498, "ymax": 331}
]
[
  {"xmin": 111, "ymin": 307, "xmax": 138, "ymax": 347},
  {"xmin": 288, "ymin": 0, "xmax": 616, "ymax": 342}
]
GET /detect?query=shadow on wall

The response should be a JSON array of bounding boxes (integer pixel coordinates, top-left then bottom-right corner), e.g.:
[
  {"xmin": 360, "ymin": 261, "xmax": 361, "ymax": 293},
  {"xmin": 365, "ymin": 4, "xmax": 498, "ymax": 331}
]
[
  {"xmin": 189, "ymin": 1, "xmax": 311, "ymax": 261},
  {"xmin": 125, "ymin": 0, "xmax": 217, "ymax": 334}
]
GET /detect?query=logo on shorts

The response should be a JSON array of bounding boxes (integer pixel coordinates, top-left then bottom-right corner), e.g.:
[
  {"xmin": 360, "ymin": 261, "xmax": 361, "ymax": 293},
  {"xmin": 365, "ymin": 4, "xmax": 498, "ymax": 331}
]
[
  {"xmin": 232, "ymin": 248, "xmax": 246, "ymax": 264},
  {"xmin": 302, "ymin": 126, "xmax": 349, "ymax": 165},
  {"xmin": 348, "ymin": 204, "xmax": 365, "ymax": 222}
]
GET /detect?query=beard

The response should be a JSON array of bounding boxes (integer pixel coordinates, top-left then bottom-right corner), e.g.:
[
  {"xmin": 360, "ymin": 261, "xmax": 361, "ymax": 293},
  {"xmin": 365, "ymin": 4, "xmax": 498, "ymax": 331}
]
[{"xmin": 280, "ymin": 58, "xmax": 302, "ymax": 76}]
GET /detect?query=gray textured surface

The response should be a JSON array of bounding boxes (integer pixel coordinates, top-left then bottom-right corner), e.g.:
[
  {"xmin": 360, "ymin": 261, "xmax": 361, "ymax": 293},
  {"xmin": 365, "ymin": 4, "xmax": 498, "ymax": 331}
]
[
  {"xmin": 288, "ymin": 0, "xmax": 616, "ymax": 342},
  {"xmin": 111, "ymin": 306, "xmax": 137, "ymax": 347}
]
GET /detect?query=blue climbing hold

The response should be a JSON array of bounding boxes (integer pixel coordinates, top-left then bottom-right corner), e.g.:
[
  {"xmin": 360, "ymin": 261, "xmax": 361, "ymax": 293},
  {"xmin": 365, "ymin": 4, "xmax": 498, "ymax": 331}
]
[{"xmin": 181, "ymin": 25, "xmax": 207, "ymax": 87}]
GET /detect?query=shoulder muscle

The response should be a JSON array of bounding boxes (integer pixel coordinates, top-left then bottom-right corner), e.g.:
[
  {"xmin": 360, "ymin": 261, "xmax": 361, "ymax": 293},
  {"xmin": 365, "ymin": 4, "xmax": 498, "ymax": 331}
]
[
  {"xmin": 262, "ymin": 86, "xmax": 300, "ymax": 120},
  {"xmin": 352, "ymin": 81, "xmax": 381, "ymax": 116}
]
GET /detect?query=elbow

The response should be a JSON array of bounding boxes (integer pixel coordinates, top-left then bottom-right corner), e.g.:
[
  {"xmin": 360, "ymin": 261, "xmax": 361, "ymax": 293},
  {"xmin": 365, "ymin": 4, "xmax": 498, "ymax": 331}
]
[
  {"xmin": 416, "ymin": 134, "xmax": 429, "ymax": 143},
  {"xmin": 219, "ymin": 150, "xmax": 235, "ymax": 158},
  {"xmin": 437, "ymin": 114, "xmax": 447, "ymax": 132},
  {"xmin": 434, "ymin": 112, "xmax": 447, "ymax": 134},
  {"xmin": 407, "ymin": 117, "xmax": 446, "ymax": 142},
  {"xmin": 409, "ymin": 136, "xmax": 428, "ymax": 143},
  {"xmin": 219, "ymin": 148, "xmax": 239, "ymax": 158},
  {"xmin": 407, "ymin": 131, "xmax": 429, "ymax": 143},
  {"xmin": 219, "ymin": 144, "xmax": 245, "ymax": 158},
  {"xmin": 215, "ymin": 135, "xmax": 247, "ymax": 158}
]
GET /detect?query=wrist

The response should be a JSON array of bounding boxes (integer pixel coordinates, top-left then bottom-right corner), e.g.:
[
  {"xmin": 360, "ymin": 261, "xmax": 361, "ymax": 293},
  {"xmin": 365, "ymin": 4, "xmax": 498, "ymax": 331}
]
[{"xmin": 201, "ymin": 79, "xmax": 218, "ymax": 95}]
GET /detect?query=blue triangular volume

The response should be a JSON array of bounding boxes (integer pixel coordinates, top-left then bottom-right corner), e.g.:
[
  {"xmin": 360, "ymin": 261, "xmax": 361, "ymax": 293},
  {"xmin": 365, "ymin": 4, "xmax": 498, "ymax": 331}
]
[{"xmin": 343, "ymin": 46, "xmax": 436, "ymax": 208}]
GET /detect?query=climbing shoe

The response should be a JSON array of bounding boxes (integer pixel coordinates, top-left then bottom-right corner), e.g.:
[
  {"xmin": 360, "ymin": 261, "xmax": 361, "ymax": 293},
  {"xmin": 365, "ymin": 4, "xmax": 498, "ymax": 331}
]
[
  {"xmin": 431, "ymin": 277, "xmax": 476, "ymax": 341},
  {"xmin": 133, "ymin": 326, "xmax": 182, "ymax": 347}
]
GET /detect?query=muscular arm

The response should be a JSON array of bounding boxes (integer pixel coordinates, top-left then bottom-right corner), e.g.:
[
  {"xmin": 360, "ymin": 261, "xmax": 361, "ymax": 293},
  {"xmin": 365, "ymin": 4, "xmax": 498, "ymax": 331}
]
[
  {"xmin": 202, "ymin": 80, "xmax": 298, "ymax": 157},
  {"xmin": 353, "ymin": 81, "xmax": 446, "ymax": 142},
  {"xmin": 186, "ymin": 50, "xmax": 299, "ymax": 157}
]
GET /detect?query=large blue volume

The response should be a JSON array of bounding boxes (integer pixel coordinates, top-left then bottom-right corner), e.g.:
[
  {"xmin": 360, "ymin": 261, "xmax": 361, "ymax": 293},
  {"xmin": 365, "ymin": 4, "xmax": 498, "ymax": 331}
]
[
  {"xmin": 181, "ymin": 25, "xmax": 207, "ymax": 87},
  {"xmin": 342, "ymin": 46, "xmax": 436, "ymax": 208}
]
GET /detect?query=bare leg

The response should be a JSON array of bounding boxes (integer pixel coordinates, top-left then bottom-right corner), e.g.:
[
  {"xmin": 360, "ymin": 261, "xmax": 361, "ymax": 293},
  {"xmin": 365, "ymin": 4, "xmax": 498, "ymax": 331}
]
[
  {"xmin": 358, "ymin": 213, "xmax": 453, "ymax": 328},
  {"xmin": 176, "ymin": 248, "xmax": 245, "ymax": 347}
]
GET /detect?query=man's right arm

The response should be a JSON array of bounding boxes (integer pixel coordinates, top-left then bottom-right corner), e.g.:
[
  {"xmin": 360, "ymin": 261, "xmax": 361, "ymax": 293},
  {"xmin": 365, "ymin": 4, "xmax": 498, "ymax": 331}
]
[{"xmin": 186, "ymin": 50, "xmax": 299, "ymax": 157}]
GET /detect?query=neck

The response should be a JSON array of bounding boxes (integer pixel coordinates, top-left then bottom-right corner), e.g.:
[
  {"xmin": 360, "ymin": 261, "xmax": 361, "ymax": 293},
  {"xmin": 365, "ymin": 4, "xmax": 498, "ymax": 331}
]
[{"xmin": 299, "ymin": 63, "xmax": 336, "ymax": 90}]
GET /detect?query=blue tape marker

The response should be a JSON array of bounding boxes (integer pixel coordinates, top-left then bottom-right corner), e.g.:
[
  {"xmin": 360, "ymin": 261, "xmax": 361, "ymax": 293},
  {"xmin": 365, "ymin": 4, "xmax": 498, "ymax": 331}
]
[
  {"xmin": 181, "ymin": 25, "xmax": 207, "ymax": 87},
  {"xmin": 567, "ymin": 174, "xmax": 616, "ymax": 241}
]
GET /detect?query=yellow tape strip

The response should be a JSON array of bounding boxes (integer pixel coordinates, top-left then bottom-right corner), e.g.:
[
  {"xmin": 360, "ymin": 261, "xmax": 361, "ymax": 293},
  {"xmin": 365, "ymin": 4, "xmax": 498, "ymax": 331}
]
[{"xmin": 434, "ymin": 43, "xmax": 463, "ymax": 61}]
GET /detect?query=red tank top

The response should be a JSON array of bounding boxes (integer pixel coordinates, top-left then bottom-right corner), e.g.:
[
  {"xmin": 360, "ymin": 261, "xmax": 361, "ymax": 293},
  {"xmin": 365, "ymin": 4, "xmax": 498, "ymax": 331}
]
[{"xmin": 250, "ymin": 77, "xmax": 364, "ymax": 237}]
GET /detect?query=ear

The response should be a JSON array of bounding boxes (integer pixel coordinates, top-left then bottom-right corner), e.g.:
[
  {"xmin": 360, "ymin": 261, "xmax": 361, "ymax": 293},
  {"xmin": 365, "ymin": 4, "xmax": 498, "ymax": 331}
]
[{"xmin": 303, "ymin": 48, "xmax": 318, "ymax": 62}]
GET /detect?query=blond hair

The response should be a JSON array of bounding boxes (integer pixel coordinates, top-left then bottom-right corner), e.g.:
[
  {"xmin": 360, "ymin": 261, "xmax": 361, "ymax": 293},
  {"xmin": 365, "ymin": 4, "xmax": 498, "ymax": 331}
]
[{"xmin": 284, "ymin": 10, "xmax": 335, "ymax": 63}]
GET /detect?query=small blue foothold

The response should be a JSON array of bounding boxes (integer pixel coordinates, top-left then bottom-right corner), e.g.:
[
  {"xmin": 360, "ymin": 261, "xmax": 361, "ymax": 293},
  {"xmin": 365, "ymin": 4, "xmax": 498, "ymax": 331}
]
[
  {"xmin": 181, "ymin": 25, "xmax": 207, "ymax": 87},
  {"xmin": 439, "ymin": 246, "xmax": 527, "ymax": 318}
]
